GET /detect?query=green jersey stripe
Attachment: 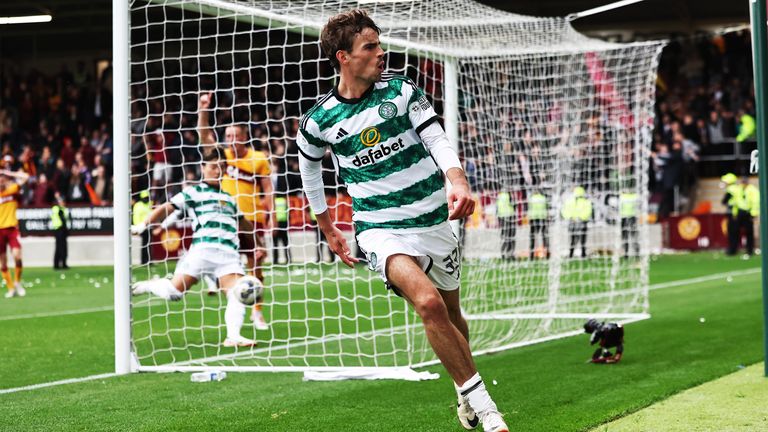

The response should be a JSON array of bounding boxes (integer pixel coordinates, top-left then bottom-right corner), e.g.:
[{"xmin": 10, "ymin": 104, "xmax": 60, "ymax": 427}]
[
  {"xmin": 191, "ymin": 236, "xmax": 239, "ymax": 251},
  {"xmin": 299, "ymin": 128, "xmax": 329, "ymax": 148},
  {"xmin": 354, "ymin": 204, "xmax": 448, "ymax": 233},
  {"xmin": 314, "ymin": 80, "xmax": 405, "ymax": 131},
  {"xmin": 200, "ymin": 221, "xmax": 237, "ymax": 233},
  {"xmin": 353, "ymin": 171, "xmax": 444, "ymax": 213},
  {"xmin": 194, "ymin": 199, "xmax": 237, "ymax": 212},
  {"xmin": 339, "ymin": 144, "xmax": 430, "ymax": 184}
]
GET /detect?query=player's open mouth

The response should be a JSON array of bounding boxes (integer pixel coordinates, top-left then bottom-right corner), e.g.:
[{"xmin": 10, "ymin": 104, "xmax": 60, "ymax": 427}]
[{"xmin": 377, "ymin": 62, "xmax": 384, "ymax": 70}]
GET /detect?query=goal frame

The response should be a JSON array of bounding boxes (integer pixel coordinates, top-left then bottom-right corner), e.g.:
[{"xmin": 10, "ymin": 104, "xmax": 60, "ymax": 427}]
[{"xmin": 114, "ymin": 0, "xmax": 660, "ymax": 375}]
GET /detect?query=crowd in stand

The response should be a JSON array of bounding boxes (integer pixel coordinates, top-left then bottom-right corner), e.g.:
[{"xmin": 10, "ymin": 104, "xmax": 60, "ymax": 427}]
[
  {"xmin": 651, "ymin": 30, "xmax": 756, "ymax": 218},
  {"xmin": 0, "ymin": 61, "xmax": 114, "ymax": 207},
  {"xmin": 0, "ymin": 30, "xmax": 758, "ymax": 221}
]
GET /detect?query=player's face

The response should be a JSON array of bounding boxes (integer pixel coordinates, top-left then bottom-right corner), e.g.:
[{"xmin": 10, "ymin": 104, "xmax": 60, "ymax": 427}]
[
  {"xmin": 345, "ymin": 27, "xmax": 384, "ymax": 83},
  {"xmin": 201, "ymin": 160, "xmax": 223, "ymax": 183},
  {"xmin": 224, "ymin": 126, "xmax": 248, "ymax": 148}
]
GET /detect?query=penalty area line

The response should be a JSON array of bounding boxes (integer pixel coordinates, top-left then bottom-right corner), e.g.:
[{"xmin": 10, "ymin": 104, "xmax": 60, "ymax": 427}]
[{"xmin": 0, "ymin": 372, "xmax": 118, "ymax": 395}]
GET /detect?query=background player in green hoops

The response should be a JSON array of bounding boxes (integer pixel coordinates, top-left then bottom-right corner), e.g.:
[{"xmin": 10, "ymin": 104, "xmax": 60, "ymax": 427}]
[
  {"xmin": 131, "ymin": 151, "xmax": 258, "ymax": 347},
  {"xmin": 296, "ymin": 9, "xmax": 508, "ymax": 432}
]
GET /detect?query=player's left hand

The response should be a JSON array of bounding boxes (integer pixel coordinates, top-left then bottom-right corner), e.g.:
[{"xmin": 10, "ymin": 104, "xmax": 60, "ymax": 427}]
[{"xmin": 447, "ymin": 183, "xmax": 475, "ymax": 220}]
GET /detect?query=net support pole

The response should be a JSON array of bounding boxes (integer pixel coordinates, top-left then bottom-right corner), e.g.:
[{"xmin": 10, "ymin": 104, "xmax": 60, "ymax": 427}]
[
  {"xmin": 749, "ymin": 0, "xmax": 768, "ymax": 378},
  {"xmin": 443, "ymin": 56, "xmax": 462, "ymax": 236},
  {"xmin": 113, "ymin": 0, "xmax": 133, "ymax": 375}
]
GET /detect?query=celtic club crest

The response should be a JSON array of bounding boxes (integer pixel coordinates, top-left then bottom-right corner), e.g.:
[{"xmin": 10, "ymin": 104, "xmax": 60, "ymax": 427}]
[{"xmin": 378, "ymin": 102, "xmax": 397, "ymax": 119}]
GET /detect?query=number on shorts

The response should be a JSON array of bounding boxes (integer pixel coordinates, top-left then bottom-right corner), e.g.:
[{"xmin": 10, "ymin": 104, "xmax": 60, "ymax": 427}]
[{"xmin": 442, "ymin": 247, "xmax": 460, "ymax": 279}]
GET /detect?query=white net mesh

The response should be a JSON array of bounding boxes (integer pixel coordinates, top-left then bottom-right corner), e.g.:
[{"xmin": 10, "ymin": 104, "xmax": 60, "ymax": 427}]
[{"xmin": 127, "ymin": 0, "xmax": 664, "ymax": 371}]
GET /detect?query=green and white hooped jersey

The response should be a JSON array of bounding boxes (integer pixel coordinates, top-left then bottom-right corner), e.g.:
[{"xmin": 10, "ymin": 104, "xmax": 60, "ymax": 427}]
[
  {"xmin": 170, "ymin": 182, "xmax": 240, "ymax": 252},
  {"xmin": 298, "ymin": 74, "xmax": 447, "ymax": 234}
]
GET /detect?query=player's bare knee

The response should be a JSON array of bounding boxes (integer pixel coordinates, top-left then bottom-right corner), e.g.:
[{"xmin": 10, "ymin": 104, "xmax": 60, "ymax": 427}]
[{"xmin": 415, "ymin": 295, "xmax": 449, "ymax": 323}]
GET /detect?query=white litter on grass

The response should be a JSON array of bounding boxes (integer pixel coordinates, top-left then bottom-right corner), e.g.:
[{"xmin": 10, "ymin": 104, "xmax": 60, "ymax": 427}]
[
  {"xmin": 699, "ymin": 317, "xmax": 706, "ymax": 323},
  {"xmin": 727, "ymin": 276, "xmax": 733, "ymax": 282},
  {"xmin": 492, "ymin": 379, "xmax": 498, "ymax": 385},
  {"xmin": 60, "ymin": 274, "xmax": 65, "ymax": 280}
]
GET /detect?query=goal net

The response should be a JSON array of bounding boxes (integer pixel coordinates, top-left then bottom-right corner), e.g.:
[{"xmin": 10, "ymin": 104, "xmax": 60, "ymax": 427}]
[{"xmin": 121, "ymin": 0, "xmax": 665, "ymax": 373}]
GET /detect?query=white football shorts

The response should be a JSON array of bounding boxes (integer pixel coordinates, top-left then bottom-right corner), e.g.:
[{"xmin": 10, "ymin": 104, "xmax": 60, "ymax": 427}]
[
  {"xmin": 356, "ymin": 222, "xmax": 461, "ymax": 292},
  {"xmin": 175, "ymin": 245, "xmax": 245, "ymax": 280}
]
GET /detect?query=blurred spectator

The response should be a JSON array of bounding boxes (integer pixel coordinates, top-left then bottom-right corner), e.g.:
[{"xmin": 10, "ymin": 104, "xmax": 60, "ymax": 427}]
[
  {"xmin": 706, "ymin": 110, "xmax": 725, "ymax": 144},
  {"xmin": 31, "ymin": 173, "xmax": 51, "ymax": 206},
  {"xmin": 735, "ymin": 106, "xmax": 756, "ymax": 143}
]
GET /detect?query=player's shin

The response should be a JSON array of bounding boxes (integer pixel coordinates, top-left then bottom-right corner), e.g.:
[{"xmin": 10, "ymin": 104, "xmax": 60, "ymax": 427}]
[{"xmin": 2, "ymin": 269, "xmax": 12, "ymax": 291}]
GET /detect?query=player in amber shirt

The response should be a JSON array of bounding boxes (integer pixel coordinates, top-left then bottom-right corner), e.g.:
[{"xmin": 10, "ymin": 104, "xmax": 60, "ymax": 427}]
[
  {"xmin": 0, "ymin": 169, "xmax": 30, "ymax": 298},
  {"xmin": 198, "ymin": 93, "xmax": 274, "ymax": 329}
]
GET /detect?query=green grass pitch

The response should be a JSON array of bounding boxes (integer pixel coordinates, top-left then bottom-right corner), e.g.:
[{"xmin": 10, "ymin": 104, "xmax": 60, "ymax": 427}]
[{"xmin": 0, "ymin": 252, "xmax": 763, "ymax": 431}]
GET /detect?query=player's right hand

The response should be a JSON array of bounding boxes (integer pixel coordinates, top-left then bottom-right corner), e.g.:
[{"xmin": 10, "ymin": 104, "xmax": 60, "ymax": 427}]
[
  {"xmin": 131, "ymin": 223, "xmax": 147, "ymax": 235},
  {"xmin": 199, "ymin": 92, "xmax": 211, "ymax": 109},
  {"xmin": 326, "ymin": 227, "xmax": 359, "ymax": 268}
]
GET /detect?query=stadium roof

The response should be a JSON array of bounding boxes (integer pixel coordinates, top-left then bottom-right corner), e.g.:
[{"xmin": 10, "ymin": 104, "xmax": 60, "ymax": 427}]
[{"xmin": 0, "ymin": 0, "xmax": 750, "ymax": 61}]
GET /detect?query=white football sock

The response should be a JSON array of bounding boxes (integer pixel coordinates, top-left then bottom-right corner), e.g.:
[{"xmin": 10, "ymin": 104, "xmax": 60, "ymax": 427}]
[
  {"xmin": 457, "ymin": 373, "xmax": 498, "ymax": 416},
  {"xmin": 145, "ymin": 278, "xmax": 183, "ymax": 300},
  {"xmin": 225, "ymin": 288, "xmax": 246, "ymax": 340},
  {"xmin": 203, "ymin": 274, "xmax": 218, "ymax": 291}
]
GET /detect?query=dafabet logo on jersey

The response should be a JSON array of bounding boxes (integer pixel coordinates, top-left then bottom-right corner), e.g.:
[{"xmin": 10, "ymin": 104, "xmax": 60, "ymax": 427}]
[
  {"xmin": 359, "ymin": 126, "xmax": 381, "ymax": 147},
  {"xmin": 352, "ymin": 138, "xmax": 406, "ymax": 167}
]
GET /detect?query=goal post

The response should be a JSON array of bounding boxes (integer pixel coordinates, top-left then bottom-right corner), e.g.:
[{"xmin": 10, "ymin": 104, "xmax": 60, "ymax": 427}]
[
  {"xmin": 116, "ymin": 0, "xmax": 665, "ymax": 375},
  {"xmin": 113, "ymin": 0, "xmax": 133, "ymax": 375}
]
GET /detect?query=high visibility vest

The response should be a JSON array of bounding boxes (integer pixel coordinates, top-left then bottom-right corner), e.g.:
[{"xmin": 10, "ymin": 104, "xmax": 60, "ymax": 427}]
[
  {"xmin": 737, "ymin": 113, "xmax": 756, "ymax": 142},
  {"xmin": 563, "ymin": 197, "xmax": 591, "ymax": 221},
  {"xmin": 528, "ymin": 193, "xmax": 547, "ymax": 220},
  {"xmin": 496, "ymin": 192, "xmax": 514, "ymax": 218},
  {"xmin": 619, "ymin": 193, "xmax": 639, "ymax": 218},
  {"xmin": 51, "ymin": 205, "xmax": 68, "ymax": 229},
  {"xmin": 132, "ymin": 200, "xmax": 152, "ymax": 225},
  {"xmin": 725, "ymin": 184, "xmax": 743, "ymax": 216},
  {"xmin": 742, "ymin": 184, "xmax": 760, "ymax": 217},
  {"xmin": 275, "ymin": 197, "xmax": 289, "ymax": 222}
]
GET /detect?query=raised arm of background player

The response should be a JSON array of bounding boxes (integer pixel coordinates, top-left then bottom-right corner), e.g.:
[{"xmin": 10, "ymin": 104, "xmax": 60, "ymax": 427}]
[
  {"xmin": 198, "ymin": 92, "xmax": 275, "ymax": 229},
  {"xmin": 197, "ymin": 93, "xmax": 216, "ymax": 146},
  {"xmin": 0, "ymin": 169, "xmax": 30, "ymax": 186},
  {"xmin": 298, "ymin": 121, "xmax": 475, "ymax": 268}
]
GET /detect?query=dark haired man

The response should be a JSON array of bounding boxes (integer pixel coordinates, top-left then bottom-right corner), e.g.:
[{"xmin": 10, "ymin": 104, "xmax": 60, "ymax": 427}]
[{"xmin": 297, "ymin": 9, "xmax": 507, "ymax": 432}]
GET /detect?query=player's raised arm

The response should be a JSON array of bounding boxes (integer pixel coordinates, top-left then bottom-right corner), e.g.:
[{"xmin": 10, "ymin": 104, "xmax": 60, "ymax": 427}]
[
  {"xmin": 197, "ymin": 92, "xmax": 216, "ymax": 146},
  {"xmin": 0, "ymin": 169, "xmax": 30, "ymax": 186}
]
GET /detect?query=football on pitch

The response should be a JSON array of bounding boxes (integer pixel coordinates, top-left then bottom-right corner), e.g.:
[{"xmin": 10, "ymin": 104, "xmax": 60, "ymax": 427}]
[{"xmin": 233, "ymin": 275, "xmax": 263, "ymax": 306}]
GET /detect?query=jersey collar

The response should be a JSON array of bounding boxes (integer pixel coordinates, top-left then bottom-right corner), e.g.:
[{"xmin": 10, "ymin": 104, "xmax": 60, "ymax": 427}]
[{"xmin": 333, "ymin": 82, "xmax": 375, "ymax": 104}]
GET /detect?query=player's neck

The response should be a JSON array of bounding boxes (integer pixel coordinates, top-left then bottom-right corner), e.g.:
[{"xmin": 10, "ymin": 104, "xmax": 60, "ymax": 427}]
[
  {"xmin": 336, "ymin": 74, "xmax": 374, "ymax": 101},
  {"xmin": 203, "ymin": 179, "xmax": 219, "ymax": 188}
]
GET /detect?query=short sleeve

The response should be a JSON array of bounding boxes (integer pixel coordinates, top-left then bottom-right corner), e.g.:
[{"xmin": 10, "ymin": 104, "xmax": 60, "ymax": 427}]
[
  {"xmin": 297, "ymin": 117, "xmax": 329, "ymax": 161},
  {"xmin": 170, "ymin": 188, "xmax": 189, "ymax": 211},
  {"xmin": 404, "ymin": 79, "xmax": 440, "ymax": 135}
]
